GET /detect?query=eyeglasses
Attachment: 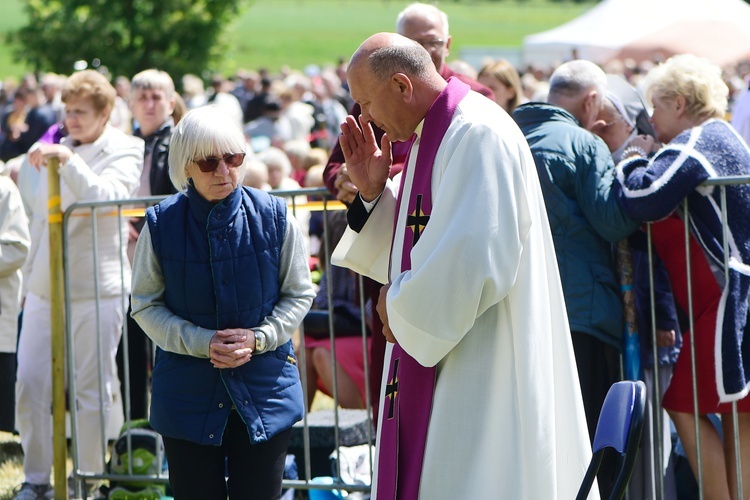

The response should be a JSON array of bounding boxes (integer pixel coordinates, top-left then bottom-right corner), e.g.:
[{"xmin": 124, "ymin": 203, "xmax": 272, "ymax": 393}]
[
  {"xmin": 193, "ymin": 152, "xmax": 246, "ymax": 173},
  {"xmin": 602, "ymin": 117, "xmax": 626, "ymax": 128},
  {"xmin": 414, "ymin": 38, "xmax": 445, "ymax": 51}
]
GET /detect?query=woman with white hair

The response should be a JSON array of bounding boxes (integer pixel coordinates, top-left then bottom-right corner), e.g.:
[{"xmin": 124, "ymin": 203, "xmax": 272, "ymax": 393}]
[
  {"xmin": 617, "ymin": 54, "xmax": 750, "ymax": 500},
  {"xmin": 130, "ymin": 105, "xmax": 314, "ymax": 499}
]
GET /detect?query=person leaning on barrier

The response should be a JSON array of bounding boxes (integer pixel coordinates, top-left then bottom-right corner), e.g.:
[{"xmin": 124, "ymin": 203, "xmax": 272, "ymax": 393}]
[
  {"xmin": 14, "ymin": 69, "xmax": 144, "ymax": 500},
  {"xmin": 513, "ymin": 60, "xmax": 641, "ymax": 499},
  {"xmin": 616, "ymin": 54, "xmax": 750, "ymax": 500},
  {"xmin": 130, "ymin": 105, "xmax": 315, "ymax": 500},
  {"xmin": 592, "ymin": 75, "xmax": 682, "ymax": 500}
]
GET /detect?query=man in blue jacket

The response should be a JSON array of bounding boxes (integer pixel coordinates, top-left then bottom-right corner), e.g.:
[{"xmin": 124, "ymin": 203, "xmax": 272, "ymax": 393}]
[{"xmin": 513, "ymin": 59, "xmax": 640, "ymax": 499}]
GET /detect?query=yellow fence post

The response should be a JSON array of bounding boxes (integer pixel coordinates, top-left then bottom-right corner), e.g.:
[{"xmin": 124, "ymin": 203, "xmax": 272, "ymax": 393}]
[{"xmin": 47, "ymin": 157, "xmax": 68, "ymax": 500}]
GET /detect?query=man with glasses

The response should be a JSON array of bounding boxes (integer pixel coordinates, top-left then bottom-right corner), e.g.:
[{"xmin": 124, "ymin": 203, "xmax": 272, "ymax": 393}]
[
  {"xmin": 322, "ymin": 2, "xmax": 493, "ymax": 427},
  {"xmin": 396, "ymin": 3, "xmax": 493, "ymax": 101}
]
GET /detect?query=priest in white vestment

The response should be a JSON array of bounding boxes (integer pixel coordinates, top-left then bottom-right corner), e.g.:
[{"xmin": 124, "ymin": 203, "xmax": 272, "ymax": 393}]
[{"xmin": 332, "ymin": 32, "xmax": 596, "ymax": 499}]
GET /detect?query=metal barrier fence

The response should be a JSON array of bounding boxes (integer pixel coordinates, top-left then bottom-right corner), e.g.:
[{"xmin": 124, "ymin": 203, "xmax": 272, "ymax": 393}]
[
  {"xmin": 58, "ymin": 187, "xmax": 375, "ymax": 498},
  {"xmin": 639, "ymin": 175, "xmax": 750, "ymax": 500},
  {"xmin": 54, "ymin": 176, "xmax": 750, "ymax": 499}
]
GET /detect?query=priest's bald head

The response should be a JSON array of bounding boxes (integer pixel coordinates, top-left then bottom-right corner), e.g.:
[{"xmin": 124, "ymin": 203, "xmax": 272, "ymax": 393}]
[{"xmin": 347, "ymin": 32, "xmax": 447, "ymax": 142}]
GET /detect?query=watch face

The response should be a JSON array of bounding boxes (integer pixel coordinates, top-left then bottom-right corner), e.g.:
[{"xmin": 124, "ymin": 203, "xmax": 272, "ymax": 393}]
[{"xmin": 255, "ymin": 332, "xmax": 266, "ymax": 352}]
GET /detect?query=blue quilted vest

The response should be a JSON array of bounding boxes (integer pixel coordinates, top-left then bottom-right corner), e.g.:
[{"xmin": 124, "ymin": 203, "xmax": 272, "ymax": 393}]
[{"xmin": 145, "ymin": 183, "xmax": 304, "ymax": 446}]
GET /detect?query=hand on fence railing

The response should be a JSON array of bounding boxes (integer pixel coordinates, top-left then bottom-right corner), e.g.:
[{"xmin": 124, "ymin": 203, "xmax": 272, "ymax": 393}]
[{"xmin": 27, "ymin": 143, "xmax": 74, "ymax": 170}]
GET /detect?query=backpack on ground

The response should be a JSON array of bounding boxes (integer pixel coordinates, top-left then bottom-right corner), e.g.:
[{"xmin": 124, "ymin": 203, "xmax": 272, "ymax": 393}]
[{"xmin": 103, "ymin": 419, "xmax": 167, "ymax": 499}]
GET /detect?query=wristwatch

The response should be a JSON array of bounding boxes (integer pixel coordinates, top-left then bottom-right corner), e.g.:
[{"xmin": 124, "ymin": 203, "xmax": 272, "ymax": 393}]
[{"xmin": 254, "ymin": 331, "xmax": 266, "ymax": 353}]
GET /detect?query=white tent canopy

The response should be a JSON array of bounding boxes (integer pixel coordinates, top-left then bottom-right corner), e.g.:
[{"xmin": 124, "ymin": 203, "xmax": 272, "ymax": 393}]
[{"xmin": 523, "ymin": 0, "xmax": 750, "ymax": 68}]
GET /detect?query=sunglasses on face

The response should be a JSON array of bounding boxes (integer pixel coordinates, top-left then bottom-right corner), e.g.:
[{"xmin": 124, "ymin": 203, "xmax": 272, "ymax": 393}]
[{"xmin": 193, "ymin": 152, "xmax": 246, "ymax": 173}]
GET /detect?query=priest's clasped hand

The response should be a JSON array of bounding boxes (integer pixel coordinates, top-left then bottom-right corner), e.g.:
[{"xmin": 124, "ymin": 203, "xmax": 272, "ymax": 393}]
[
  {"xmin": 334, "ymin": 164, "xmax": 359, "ymax": 204},
  {"xmin": 339, "ymin": 114, "xmax": 392, "ymax": 202}
]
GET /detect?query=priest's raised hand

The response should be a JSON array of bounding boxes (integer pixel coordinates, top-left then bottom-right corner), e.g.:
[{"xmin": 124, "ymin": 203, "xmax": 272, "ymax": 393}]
[{"xmin": 338, "ymin": 114, "xmax": 392, "ymax": 202}]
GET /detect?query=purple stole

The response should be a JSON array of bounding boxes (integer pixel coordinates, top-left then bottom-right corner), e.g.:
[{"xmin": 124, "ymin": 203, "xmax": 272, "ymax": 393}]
[{"xmin": 376, "ymin": 78, "xmax": 470, "ymax": 500}]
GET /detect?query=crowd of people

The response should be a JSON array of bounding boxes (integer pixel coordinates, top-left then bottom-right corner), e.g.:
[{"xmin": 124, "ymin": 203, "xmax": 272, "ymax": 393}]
[{"xmin": 0, "ymin": 1, "xmax": 750, "ymax": 499}]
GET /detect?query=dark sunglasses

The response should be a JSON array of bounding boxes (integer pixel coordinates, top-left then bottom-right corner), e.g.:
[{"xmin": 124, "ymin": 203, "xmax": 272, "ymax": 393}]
[{"xmin": 193, "ymin": 152, "xmax": 246, "ymax": 173}]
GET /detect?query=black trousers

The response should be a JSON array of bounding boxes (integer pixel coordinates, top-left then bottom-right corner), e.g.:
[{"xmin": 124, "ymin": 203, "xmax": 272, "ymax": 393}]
[
  {"xmin": 116, "ymin": 304, "xmax": 151, "ymax": 420},
  {"xmin": 0, "ymin": 352, "xmax": 16, "ymax": 432},
  {"xmin": 571, "ymin": 331, "xmax": 621, "ymax": 500},
  {"xmin": 162, "ymin": 410, "xmax": 292, "ymax": 500}
]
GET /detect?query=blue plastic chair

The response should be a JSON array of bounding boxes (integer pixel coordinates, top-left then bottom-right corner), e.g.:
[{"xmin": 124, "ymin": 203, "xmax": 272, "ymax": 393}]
[{"xmin": 576, "ymin": 380, "xmax": 647, "ymax": 500}]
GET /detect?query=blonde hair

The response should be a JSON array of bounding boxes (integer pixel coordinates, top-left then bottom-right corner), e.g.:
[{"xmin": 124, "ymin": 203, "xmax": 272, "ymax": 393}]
[
  {"xmin": 168, "ymin": 105, "xmax": 247, "ymax": 192},
  {"xmin": 257, "ymin": 147, "xmax": 292, "ymax": 177},
  {"xmin": 181, "ymin": 74, "xmax": 205, "ymax": 99},
  {"xmin": 131, "ymin": 69, "xmax": 175, "ymax": 99},
  {"xmin": 478, "ymin": 59, "xmax": 523, "ymax": 111},
  {"xmin": 304, "ymin": 147, "xmax": 329, "ymax": 170},
  {"xmin": 643, "ymin": 54, "xmax": 728, "ymax": 120},
  {"xmin": 242, "ymin": 159, "xmax": 269, "ymax": 189},
  {"xmin": 62, "ymin": 70, "xmax": 116, "ymax": 116},
  {"xmin": 282, "ymin": 139, "xmax": 311, "ymax": 163}
]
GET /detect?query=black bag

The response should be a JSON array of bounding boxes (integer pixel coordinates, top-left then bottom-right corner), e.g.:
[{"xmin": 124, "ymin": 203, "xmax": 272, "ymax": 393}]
[{"xmin": 303, "ymin": 307, "xmax": 365, "ymax": 340}]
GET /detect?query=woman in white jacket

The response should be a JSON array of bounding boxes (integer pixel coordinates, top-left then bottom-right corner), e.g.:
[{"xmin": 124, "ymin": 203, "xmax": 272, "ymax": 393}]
[{"xmin": 14, "ymin": 70, "xmax": 143, "ymax": 500}]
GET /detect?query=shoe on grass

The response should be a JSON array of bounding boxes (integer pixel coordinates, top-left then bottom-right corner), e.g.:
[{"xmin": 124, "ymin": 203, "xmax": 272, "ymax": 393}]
[{"xmin": 12, "ymin": 482, "xmax": 52, "ymax": 500}]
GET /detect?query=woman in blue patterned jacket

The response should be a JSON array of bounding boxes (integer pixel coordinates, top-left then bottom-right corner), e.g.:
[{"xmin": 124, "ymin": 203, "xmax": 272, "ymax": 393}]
[
  {"xmin": 616, "ymin": 54, "xmax": 750, "ymax": 500},
  {"xmin": 131, "ymin": 105, "xmax": 315, "ymax": 500}
]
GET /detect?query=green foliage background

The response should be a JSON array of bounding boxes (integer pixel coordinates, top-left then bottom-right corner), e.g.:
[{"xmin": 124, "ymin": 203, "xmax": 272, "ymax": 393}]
[
  {"xmin": 9, "ymin": 0, "xmax": 246, "ymax": 81},
  {"xmin": 0, "ymin": 0, "xmax": 594, "ymax": 79}
]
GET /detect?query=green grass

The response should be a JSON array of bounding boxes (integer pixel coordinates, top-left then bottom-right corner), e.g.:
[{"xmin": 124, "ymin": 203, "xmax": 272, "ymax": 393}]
[
  {"xmin": 0, "ymin": 0, "xmax": 595, "ymax": 78},
  {"xmin": 0, "ymin": 433, "xmax": 23, "ymax": 500}
]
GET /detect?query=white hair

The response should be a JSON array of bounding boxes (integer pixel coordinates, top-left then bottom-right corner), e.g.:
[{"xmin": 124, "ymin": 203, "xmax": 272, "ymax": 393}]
[
  {"xmin": 396, "ymin": 3, "xmax": 449, "ymax": 38},
  {"xmin": 283, "ymin": 139, "xmax": 311, "ymax": 162},
  {"xmin": 257, "ymin": 146, "xmax": 292, "ymax": 177},
  {"xmin": 548, "ymin": 60, "xmax": 607, "ymax": 102},
  {"xmin": 168, "ymin": 105, "xmax": 248, "ymax": 192}
]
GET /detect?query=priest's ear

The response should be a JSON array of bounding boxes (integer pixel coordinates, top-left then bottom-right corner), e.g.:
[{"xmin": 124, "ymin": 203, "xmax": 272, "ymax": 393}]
[{"xmin": 391, "ymin": 73, "xmax": 414, "ymax": 102}]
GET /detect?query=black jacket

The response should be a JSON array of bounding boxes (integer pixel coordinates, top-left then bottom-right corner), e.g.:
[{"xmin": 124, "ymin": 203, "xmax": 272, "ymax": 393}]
[{"xmin": 134, "ymin": 120, "xmax": 177, "ymax": 196}]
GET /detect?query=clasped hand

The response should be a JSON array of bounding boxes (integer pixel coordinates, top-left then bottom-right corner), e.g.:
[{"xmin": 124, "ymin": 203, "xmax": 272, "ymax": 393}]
[
  {"xmin": 338, "ymin": 115, "xmax": 392, "ymax": 202},
  {"xmin": 27, "ymin": 143, "xmax": 74, "ymax": 171},
  {"xmin": 209, "ymin": 328, "xmax": 255, "ymax": 369},
  {"xmin": 377, "ymin": 283, "xmax": 396, "ymax": 343}
]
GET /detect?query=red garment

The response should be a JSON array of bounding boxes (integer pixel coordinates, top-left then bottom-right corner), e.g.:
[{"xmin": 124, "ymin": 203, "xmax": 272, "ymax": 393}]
[
  {"xmin": 304, "ymin": 335, "xmax": 372, "ymax": 404},
  {"xmin": 438, "ymin": 65, "xmax": 495, "ymax": 100},
  {"xmin": 291, "ymin": 169, "xmax": 306, "ymax": 187},
  {"xmin": 655, "ymin": 214, "xmax": 750, "ymax": 413}
]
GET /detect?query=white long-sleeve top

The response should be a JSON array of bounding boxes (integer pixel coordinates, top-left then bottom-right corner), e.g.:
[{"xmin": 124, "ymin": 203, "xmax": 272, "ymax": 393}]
[{"xmin": 23, "ymin": 125, "xmax": 144, "ymax": 301}]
